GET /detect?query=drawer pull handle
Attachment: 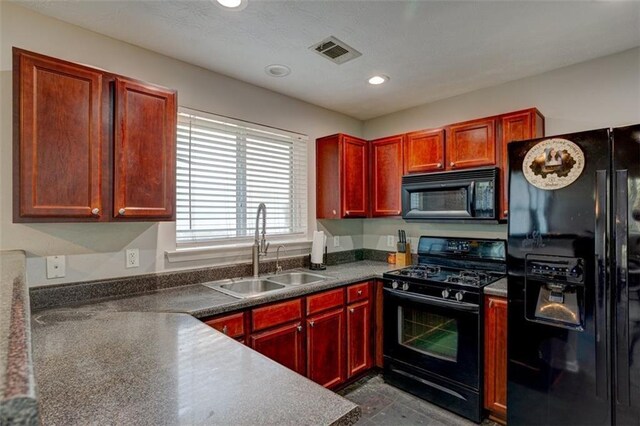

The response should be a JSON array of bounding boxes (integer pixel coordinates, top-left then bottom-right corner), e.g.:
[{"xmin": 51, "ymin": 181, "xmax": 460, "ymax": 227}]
[
  {"xmin": 357, "ymin": 289, "xmax": 363, "ymax": 295},
  {"xmin": 297, "ymin": 325, "xmax": 302, "ymax": 332},
  {"xmin": 309, "ymin": 321, "xmax": 315, "ymax": 327}
]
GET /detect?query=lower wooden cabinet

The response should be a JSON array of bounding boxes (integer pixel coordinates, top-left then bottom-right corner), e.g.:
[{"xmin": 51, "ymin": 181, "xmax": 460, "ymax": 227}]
[
  {"xmin": 307, "ymin": 308, "xmax": 345, "ymax": 388},
  {"xmin": 484, "ymin": 295, "xmax": 508, "ymax": 423},
  {"xmin": 250, "ymin": 321, "xmax": 306, "ymax": 375},
  {"xmin": 347, "ymin": 299, "xmax": 372, "ymax": 378}
]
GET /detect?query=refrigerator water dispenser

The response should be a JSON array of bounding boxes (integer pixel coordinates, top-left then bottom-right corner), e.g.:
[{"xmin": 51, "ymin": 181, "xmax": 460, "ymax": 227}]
[{"xmin": 524, "ymin": 255, "xmax": 585, "ymax": 329}]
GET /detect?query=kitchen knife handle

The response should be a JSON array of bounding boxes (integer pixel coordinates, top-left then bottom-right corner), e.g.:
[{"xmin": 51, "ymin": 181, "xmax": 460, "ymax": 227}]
[
  {"xmin": 614, "ymin": 170, "xmax": 630, "ymax": 406},
  {"xmin": 594, "ymin": 170, "xmax": 609, "ymax": 400}
]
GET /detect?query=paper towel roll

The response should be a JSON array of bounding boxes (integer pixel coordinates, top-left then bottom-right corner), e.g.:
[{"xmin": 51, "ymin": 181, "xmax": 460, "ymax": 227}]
[{"xmin": 311, "ymin": 231, "xmax": 326, "ymax": 264}]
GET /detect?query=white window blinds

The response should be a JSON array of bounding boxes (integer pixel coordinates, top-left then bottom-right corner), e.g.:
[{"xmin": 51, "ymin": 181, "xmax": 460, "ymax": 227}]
[{"xmin": 176, "ymin": 108, "xmax": 308, "ymax": 245}]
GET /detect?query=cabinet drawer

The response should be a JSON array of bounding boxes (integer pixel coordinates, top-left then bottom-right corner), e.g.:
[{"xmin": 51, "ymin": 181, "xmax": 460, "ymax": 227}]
[
  {"xmin": 306, "ymin": 289, "xmax": 345, "ymax": 316},
  {"xmin": 204, "ymin": 312, "xmax": 245, "ymax": 338},
  {"xmin": 252, "ymin": 299, "xmax": 302, "ymax": 332},
  {"xmin": 347, "ymin": 282, "xmax": 370, "ymax": 303}
]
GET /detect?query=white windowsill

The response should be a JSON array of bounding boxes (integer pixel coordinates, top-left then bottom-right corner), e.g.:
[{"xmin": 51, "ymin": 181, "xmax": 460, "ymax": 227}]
[{"xmin": 165, "ymin": 239, "xmax": 313, "ymax": 263}]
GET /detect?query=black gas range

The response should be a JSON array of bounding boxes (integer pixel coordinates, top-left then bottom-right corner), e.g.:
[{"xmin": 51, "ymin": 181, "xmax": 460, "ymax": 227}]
[{"xmin": 382, "ymin": 236, "xmax": 506, "ymax": 423}]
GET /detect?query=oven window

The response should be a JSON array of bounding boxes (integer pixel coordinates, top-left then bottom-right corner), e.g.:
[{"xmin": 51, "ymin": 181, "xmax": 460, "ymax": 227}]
[
  {"xmin": 398, "ymin": 307, "xmax": 459, "ymax": 361},
  {"xmin": 410, "ymin": 188, "xmax": 468, "ymax": 214}
]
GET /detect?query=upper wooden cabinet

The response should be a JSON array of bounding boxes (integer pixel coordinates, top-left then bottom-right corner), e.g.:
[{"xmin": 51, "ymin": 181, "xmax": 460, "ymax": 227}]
[
  {"xmin": 13, "ymin": 48, "xmax": 177, "ymax": 222},
  {"xmin": 316, "ymin": 134, "xmax": 368, "ymax": 219},
  {"xmin": 499, "ymin": 108, "xmax": 544, "ymax": 219},
  {"xmin": 404, "ymin": 129, "xmax": 445, "ymax": 174},
  {"xmin": 113, "ymin": 78, "xmax": 176, "ymax": 219},
  {"xmin": 370, "ymin": 135, "xmax": 404, "ymax": 217},
  {"xmin": 446, "ymin": 117, "xmax": 497, "ymax": 170},
  {"xmin": 13, "ymin": 49, "xmax": 106, "ymax": 220}
]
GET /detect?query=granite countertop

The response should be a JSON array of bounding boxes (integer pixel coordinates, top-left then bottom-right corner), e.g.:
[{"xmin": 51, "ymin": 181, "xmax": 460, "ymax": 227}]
[
  {"xmin": 484, "ymin": 277, "xmax": 507, "ymax": 297},
  {"xmin": 30, "ymin": 260, "xmax": 394, "ymax": 425},
  {"xmin": 0, "ymin": 251, "xmax": 37, "ymax": 425},
  {"xmin": 31, "ymin": 311, "xmax": 359, "ymax": 426},
  {"xmin": 34, "ymin": 261, "xmax": 393, "ymax": 319}
]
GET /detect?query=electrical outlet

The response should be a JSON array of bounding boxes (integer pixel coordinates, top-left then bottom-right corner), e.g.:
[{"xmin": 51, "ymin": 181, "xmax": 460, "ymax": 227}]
[
  {"xmin": 46, "ymin": 255, "xmax": 65, "ymax": 279},
  {"xmin": 333, "ymin": 236, "xmax": 340, "ymax": 247},
  {"xmin": 387, "ymin": 235, "xmax": 395, "ymax": 247},
  {"xmin": 126, "ymin": 249, "xmax": 139, "ymax": 268}
]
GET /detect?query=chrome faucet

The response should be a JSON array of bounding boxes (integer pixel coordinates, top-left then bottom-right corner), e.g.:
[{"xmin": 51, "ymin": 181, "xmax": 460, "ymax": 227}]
[
  {"xmin": 275, "ymin": 245, "xmax": 286, "ymax": 274},
  {"xmin": 252, "ymin": 203, "xmax": 269, "ymax": 278}
]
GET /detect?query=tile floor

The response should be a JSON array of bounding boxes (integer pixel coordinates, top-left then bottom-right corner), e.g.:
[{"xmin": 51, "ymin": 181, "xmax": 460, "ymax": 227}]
[{"xmin": 339, "ymin": 374, "xmax": 497, "ymax": 426}]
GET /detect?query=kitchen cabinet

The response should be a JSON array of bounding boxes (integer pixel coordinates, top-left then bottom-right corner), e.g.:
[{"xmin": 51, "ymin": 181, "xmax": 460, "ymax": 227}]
[
  {"xmin": 307, "ymin": 308, "xmax": 345, "ymax": 388},
  {"xmin": 370, "ymin": 135, "xmax": 404, "ymax": 217},
  {"xmin": 316, "ymin": 134, "xmax": 368, "ymax": 218},
  {"xmin": 404, "ymin": 129, "xmax": 445, "ymax": 174},
  {"xmin": 13, "ymin": 48, "xmax": 176, "ymax": 222},
  {"xmin": 204, "ymin": 312, "xmax": 245, "ymax": 341},
  {"xmin": 250, "ymin": 321, "xmax": 306, "ymax": 375},
  {"xmin": 346, "ymin": 282, "xmax": 372, "ymax": 378},
  {"xmin": 499, "ymin": 108, "xmax": 545, "ymax": 219},
  {"xmin": 484, "ymin": 295, "xmax": 507, "ymax": 424},
  {"xmin": 446, "ymin": 117, "xmax": 497, "ymax": 170}
]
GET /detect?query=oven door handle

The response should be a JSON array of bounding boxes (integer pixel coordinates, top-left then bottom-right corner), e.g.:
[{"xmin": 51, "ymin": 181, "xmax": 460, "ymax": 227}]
[{"xmin": 384, "ymin": 288, "xmax": 479, "ymax": 313}]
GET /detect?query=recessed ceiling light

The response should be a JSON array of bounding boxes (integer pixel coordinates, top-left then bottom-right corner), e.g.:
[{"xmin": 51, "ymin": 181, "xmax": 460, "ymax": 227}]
[
  {"xmin": 368, "ymin": 75, "xmax": 389, "ymax": 85},
  {"xmin": 216, "ymin": 0, "xmax": 247, "ymax": 10},
  {"xmin": 265, "ymin": 64, "xmax": 291, "ymax": 78}
]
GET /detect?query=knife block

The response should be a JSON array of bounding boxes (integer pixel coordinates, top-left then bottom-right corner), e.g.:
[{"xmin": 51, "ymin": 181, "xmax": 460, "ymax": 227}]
[{"xmin": 395, "ymin": 243, "xmax": 412, "ymax": 267}]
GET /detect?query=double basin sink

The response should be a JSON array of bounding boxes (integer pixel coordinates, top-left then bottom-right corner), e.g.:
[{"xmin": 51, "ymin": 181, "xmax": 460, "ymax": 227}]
[{"xmin": 203, "ymin": 272, "xmax": 329, "ymax": 299}]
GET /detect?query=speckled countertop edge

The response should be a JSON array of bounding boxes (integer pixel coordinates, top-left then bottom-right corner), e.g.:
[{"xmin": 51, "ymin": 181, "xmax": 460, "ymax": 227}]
[
  {"xmin": 484, "ymin": 277, "xmax": 507, "ymax": 297},
  {"xmin": 0, "ymin": 250, "xmax": 38, "ymax": 425}
]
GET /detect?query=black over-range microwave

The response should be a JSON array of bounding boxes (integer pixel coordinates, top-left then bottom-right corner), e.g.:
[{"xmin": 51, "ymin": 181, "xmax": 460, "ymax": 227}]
[{"xmin": 401, "ymin": 167, "xmax": 498, "ymax": 221}]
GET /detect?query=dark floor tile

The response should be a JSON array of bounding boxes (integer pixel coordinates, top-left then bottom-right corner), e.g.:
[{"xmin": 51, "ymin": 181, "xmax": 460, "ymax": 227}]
[
  {"xmin": 342, "ymin": 385, "xmax": 395, "ymax": 419},
  {"xmin": 368, "ymin": 401, "xmax": 433, "ymax": 425}
]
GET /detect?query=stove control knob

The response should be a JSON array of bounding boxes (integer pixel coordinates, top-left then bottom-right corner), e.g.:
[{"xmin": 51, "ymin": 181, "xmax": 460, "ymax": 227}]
[
  {"xmin": 455, "ymin": 291, "xmax": 464, "ymax": 302},
  {"xmin": 392, "ymin": 281, "xmax": 399, "ymax": 289},
  {"xmin": 442, "ymin": 289, "xmax": 450, "ymax": 299},
  {"xmin": 402, "ymin": 283, "xmax": 409, "ymax": 291}
]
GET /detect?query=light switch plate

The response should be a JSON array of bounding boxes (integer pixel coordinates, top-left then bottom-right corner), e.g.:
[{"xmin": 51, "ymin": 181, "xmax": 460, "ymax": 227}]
[
  {"xmin": 126, "ymin": 249, "xmax": 140, "ymax": 268},
  {"xmin": 387, "ymin": 235, "xmax": 395, "ymax": 247},
  {"xmin": 46, "ymin": 255, "xmax": 66, "ymax": 279}
]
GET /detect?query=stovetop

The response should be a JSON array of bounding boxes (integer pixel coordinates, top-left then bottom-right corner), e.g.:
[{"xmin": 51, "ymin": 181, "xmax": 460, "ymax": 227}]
[{"xmin": 384, "ymin": 264, "xmax": 505, "ymax": 288}]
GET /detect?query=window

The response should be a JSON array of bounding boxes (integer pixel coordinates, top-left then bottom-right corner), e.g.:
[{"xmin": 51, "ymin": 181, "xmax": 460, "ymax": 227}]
[{"xmin": 176, "ymin": 107, "xmax": 308, "ymax": 246}]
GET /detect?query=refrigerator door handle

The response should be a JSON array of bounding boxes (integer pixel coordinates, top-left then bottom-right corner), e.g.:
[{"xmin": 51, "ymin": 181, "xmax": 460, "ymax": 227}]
[
  {"xmin": 614, "ymin": 169, "xmax": 630, "ymax": 406},
  {"xmin": 594, "ymin": 170, "xmax": 609, "ymax": 400}
]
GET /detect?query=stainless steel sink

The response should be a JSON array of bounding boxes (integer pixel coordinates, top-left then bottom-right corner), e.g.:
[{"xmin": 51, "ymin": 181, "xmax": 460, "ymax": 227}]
[
  {"xmin": 203, "ymin": 279, "xmax": 286, "ymax": 299},
  {"xmin": 266, "ymin": 272, "xmax": 328, "ymax": 286}
]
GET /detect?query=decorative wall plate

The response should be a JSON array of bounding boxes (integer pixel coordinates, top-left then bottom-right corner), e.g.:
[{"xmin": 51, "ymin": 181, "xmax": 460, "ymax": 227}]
[{"xmin": 522, "ymin": 138, "xmax": 585, "ymax": 190}]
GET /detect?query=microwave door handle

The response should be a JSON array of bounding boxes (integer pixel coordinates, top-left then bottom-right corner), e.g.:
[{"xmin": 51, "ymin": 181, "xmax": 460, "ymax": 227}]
[{"xmin": 468, "ymin": 181, "xmax": 476, "ymax": 216}]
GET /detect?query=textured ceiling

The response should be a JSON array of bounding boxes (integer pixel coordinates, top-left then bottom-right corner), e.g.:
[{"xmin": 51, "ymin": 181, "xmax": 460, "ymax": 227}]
[{"xmin": 13, "ymin": 0, "xmax": 640, "ymax": 120}]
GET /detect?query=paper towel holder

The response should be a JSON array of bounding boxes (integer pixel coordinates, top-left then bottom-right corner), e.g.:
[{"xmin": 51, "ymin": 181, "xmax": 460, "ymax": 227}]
[{"xmin": 309, "ymin": 247, "xmax": 327, "ymax": 270}]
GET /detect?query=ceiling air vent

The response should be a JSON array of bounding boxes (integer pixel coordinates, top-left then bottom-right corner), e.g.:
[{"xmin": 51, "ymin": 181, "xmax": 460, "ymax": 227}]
[{"xmin": 310, "ymin": 36, "xmax": 362, "ymax": 65}]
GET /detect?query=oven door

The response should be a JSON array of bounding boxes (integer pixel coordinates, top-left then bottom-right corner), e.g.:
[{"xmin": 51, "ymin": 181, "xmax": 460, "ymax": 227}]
[{"xmin": 383, "ymin": 288, "xmax": 480, "ymax": 389}]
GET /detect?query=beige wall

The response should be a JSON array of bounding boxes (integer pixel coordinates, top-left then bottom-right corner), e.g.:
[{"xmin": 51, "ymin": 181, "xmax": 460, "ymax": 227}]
[
  {"xmin": 362, "ymin": 47, "xmax": 640, "ymax": 251},
  {"xmin": 0, "ymin": 3, "xmax": 363, "ymax": 285}
]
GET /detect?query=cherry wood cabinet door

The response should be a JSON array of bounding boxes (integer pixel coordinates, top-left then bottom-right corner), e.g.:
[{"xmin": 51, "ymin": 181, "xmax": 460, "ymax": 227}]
[
  {"xmin": 113, "ymin": 78, "xmax": 176, "ymax": 220},
  {"xmin": 307, "ymin": 308, "xmax": 345, "ymax": 388},
  {"xmin": 347, "ymin": 300, "xmax": 371, "ymax": 378},
  {"xmin": 404, "ymin": 129, "xmax": 445, "ymax": 174},
  {"xmin": 499, "ymin": 109, "xmax": 544, "ymax": 219},
  {"xmin": 370, "ymin": 135, "xmax": 403, "ymax": 217},
  {"xmin": 14, "ymin": 49, "xmax": 105, "ymax": 221},
  {"xmin": 484, "ymin": 295, "xmax": 507, "ymax": 423},
  {"xmin": 250, "ymin": 322, "xmax": 305, "ymax": 375},
  {"xmin": 341, "ymin": 135, "xmax": 368, "ymax": 218},
  {"xmin": 446, "ymin": 118, "xmax": 496, "ymax": 170}
]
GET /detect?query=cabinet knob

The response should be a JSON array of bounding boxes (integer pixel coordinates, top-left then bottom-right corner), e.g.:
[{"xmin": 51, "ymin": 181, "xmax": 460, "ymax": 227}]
[
  {"xmin": 437, "ymin": 162, "xmax": 442, "ymax": 168},
  {"xmin": 222, "ymin": 325, "xmax": 228, "ymax": 335},
  {"xmin": 346, "ymin": 210, "xmax": 350, "ymax": 215},
  {"xmin": 357, "ymin": 289, "xmax": 362, "ymax": 295},
  {"xmin": 91, "ymin": 208, "xmax": 100, "ymax": 216},
  {"xmin": 350, "ymin": 308, "xmax": 355, "ymax": 314},
  {"xmin": 297, "ymin": 325, "xmax": 302, "ymax": 332},
  {"xmin": 450, "ymin": 162, "xmax": 455, "ymax": 168},
  {"xmin": 332, "ymin": 210, "xmax": 337, "ymax": 215},
  {"xmin": 309, "ymin": 321, "xmax": 315, "ymax": 327},
  {"xmin": 503, "ymin": 210, "xmax": 508, "ymax": 216},
  {"xmin": 118, "ymin": 208, "xmax": 126, "ymax": 215}
]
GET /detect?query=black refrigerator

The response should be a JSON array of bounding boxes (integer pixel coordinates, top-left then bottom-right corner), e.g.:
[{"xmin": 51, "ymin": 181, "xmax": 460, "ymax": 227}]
[{"xmin": 507, "ymin": 125, "xmax": 640, "ymax": 425}]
